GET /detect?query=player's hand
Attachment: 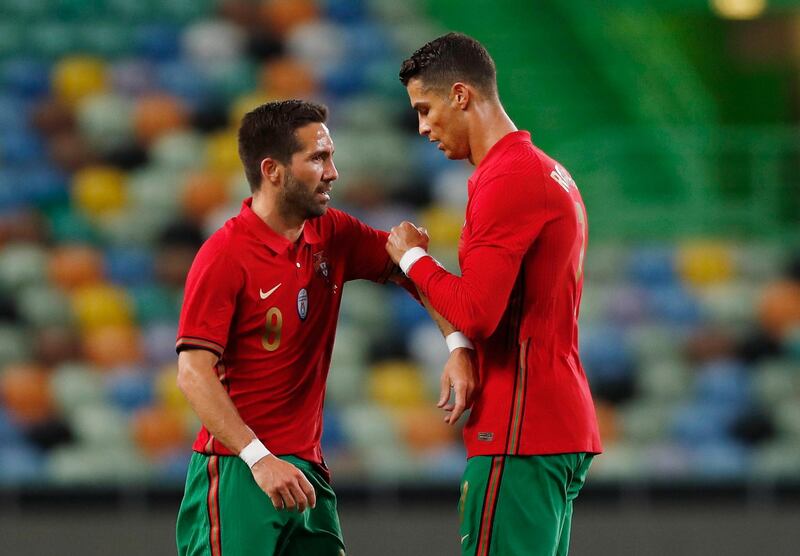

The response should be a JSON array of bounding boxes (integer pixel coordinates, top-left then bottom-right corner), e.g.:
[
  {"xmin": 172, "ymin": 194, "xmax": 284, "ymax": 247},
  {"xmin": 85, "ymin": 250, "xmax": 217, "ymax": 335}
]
[
  {"xmin": 386, "ymin": 221, "xmax": 429, "ymax": 264},
  {"xmin": 250, "ymin": 455, "xmax": 316, "ymax": 512},
  {"xmin": 438, "ymin": 347, "xmax": 478, "ymax": 425}
]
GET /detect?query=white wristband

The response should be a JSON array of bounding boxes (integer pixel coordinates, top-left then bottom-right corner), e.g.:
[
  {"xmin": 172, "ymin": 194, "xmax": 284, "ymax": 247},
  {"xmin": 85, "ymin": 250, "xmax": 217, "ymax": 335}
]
[
  {"xmin": 239, "ymin": 438, "xmax": 271, "ymax": 468},
  {"xmin": 399, "ymin": 247, "xmax": 429, "ymax": 275},
  {"xmin": 446, "ymin": 332, "xmax": 474, "ymax": 352}
]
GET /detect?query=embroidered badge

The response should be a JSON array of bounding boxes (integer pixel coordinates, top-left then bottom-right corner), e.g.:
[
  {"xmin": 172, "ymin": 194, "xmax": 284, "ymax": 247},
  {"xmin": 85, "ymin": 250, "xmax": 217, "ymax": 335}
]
[
  {"xmin": 477, "ymin": 432, "xmax": 494, "ymax": 442},
  {"xmin": 297, "ymin": 288, "xmax": 308, "ymax": 321},
  {"xmin": 313, "ymin": 251, "xmax": 329, "ymax": 279},
  {"xmin": 313, "ymin": 250, "xmax": 337, "ymax": 294}
]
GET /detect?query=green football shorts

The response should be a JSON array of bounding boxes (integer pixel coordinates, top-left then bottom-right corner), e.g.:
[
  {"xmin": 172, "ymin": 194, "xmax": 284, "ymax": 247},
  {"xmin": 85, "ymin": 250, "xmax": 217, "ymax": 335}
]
[
  {"xmin": 176, "ymin": 452, "xmax": 345, "ymax": 556},
  {"xmin": 458, "ymin": 453, "xmax": 593, "ymax": 556}
]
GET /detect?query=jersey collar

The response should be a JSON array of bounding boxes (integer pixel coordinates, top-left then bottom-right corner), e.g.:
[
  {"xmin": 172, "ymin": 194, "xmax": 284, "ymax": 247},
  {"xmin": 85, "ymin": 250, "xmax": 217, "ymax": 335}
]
[
  {"xmin": 239, "ymin": 197, "xmax": 322, "ymax": 254},
  {"xmin": 468, "ymin": 130, "xmax": 532, "ymax": 194}
]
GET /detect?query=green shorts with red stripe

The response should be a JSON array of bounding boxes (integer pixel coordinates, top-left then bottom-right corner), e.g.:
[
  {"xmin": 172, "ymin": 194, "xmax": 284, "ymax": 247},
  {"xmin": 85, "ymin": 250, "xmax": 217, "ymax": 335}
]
[
  {"xmin": 176, "ymin": 452, "xmax": 345, "ymax": 556},
  {"xmin": 458, "ymin": 453, "xmax": 593, "ymax": 556}
]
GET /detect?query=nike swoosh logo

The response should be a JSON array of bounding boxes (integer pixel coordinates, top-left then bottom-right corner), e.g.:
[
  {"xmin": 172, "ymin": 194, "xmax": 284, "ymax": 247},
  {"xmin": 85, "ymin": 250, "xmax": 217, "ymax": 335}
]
[
  {"xmin": 461, "ymin": 534, "xmax": 469, "ymax": 544},
  {"xmin": 259, "ymin": 283, "xmax": 281, "ymax": 300}
]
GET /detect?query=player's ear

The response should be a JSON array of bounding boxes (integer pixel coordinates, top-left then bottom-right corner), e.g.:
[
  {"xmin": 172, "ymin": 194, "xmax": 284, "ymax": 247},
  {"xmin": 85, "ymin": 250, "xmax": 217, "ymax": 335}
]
[
  {"xmin": 451, "ymin": 82, "xmax": 470, "ymax": 110},
  {"xmin": 261, "ymin": 157, "xmax": 283, "ymax": 186}
]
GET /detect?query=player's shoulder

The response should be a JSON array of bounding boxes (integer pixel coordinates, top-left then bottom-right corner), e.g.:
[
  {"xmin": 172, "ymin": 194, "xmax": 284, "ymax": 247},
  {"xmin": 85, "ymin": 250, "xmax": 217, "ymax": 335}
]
[
  {"xmin": 311, "ymin": 206, "xmax": 362, "ymax": 237},
  {"xmin": 195, "ymin": 215, "xmax": 244, "ymax": 262}
]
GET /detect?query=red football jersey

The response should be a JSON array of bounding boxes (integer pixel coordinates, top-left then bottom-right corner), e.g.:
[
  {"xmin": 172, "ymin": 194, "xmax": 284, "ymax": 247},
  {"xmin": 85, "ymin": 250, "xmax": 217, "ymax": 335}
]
[
  {"xmin": 176, "ymin": 198, "xmax": 394, "ymax": 464},
  {"xmin": 408, "ymin": 131, "xmax": 602, "ymax": 458}
]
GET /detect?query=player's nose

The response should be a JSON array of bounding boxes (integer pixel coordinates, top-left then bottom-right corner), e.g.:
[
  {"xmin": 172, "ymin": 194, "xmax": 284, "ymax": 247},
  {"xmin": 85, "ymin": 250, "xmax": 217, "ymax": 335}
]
[
  {"xmin": 323, "ymin": 159, "xmax": 338, "ymax": 182},
  {"xmin": 418, "ymin": 116, "xmax": 431, "ymax": 137}
]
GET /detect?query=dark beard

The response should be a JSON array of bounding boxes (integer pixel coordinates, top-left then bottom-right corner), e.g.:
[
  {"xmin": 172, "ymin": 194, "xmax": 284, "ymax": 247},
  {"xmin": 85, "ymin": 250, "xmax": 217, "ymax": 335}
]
[{"xmin": 277, "ymin": 171, "xmax": 326, "ymax": 221}]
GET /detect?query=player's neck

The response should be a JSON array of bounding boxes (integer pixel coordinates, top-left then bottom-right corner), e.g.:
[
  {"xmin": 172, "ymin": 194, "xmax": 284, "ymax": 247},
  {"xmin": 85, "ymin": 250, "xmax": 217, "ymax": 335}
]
[
  {"xmin": 251, "ymin": 193, "xmax": 304, "ymax": 243},
  {"xmin": 468, "ymin": 103, "xmax": 517, "ymax": 167}
]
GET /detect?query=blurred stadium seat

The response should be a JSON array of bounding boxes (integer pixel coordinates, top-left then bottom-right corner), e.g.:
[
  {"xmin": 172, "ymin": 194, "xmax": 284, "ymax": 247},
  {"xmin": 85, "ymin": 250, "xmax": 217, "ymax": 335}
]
[{"xmin": 0, "ymin": 0, "xmax": 797, "ymax": 498}]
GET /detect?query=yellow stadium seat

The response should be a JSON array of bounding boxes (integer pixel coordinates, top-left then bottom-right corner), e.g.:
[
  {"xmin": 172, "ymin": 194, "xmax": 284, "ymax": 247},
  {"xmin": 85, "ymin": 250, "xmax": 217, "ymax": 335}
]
[
  {"xmin": 52, "ymin": 56, "xmax": 108, "ymax": 106},
  {"xmin": 72, "ymin": 166, "xmax": 127, "ymax": 217},
  {"xmin": 71, "ymin": 284, "xmax": 133, "ymax": 331}
]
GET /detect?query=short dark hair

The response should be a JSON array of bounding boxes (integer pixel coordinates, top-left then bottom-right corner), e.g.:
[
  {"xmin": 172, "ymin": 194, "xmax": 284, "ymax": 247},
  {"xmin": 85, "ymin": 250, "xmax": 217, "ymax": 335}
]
[
  {"xmin": 399, "ymin": 32, "xmax": 497, "ymax": 96},
  {"xmin": 238, "ymin": 100, "xmax": 328, "ymax": 192}
]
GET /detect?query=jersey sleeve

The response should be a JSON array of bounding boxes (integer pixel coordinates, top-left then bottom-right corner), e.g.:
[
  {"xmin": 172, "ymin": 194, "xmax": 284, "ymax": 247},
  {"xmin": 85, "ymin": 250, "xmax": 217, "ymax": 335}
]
[
  {"xmin": 408, "ymin": 165, "xmax": 552, "ymax": 339},
  {"xmin": 333, "ymin": 210, "xmax": 396, "ymax": 284},
  {"xmin": 175, "ymin": 237, "xmax": 244, "ymax": 359}
]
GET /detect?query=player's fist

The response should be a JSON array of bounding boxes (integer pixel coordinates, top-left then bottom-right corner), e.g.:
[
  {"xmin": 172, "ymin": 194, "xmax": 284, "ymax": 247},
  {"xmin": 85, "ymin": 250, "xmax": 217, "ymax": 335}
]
[
  {"xmin": 386, "ymin": 221, "xmax": 429, "ymax": 264},
  {"xmin": 250, "ymin": 455, "xmax": 316, "ymax": 512}
]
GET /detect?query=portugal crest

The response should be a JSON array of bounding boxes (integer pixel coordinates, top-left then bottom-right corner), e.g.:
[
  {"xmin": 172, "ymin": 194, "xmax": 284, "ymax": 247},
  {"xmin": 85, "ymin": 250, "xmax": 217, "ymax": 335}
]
[{"xmin": 313, "ymin": 251, "xmax": 329, "ymax": 279}]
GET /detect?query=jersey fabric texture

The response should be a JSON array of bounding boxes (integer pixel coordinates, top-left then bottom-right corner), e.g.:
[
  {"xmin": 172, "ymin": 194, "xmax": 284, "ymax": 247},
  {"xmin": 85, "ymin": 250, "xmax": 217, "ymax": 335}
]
[
  {"xmin": 176, "ymin": 453, "xmax": 346, "ymax": 556},
  {"xmin": 458, "ymin": 453, "xmax": 593, "ymax": 556},
  {"xmin": 176, "ymin": 198, "xmax": 394, "ymax": 464},
  {"xmin": 407, "ymin": 131, "xmax": 602, "ymax": 458}
]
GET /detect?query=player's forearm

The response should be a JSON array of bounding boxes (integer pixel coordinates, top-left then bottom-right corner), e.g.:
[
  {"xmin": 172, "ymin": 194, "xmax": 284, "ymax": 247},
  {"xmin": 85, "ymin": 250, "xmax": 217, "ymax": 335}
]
[
  {"xmin": 177, "ymin": 351, "xmax": 256, "ymax": 454},
  {"xmin": 419, "ymin": 291, "xmax": 456, "ymax": 337},
  {"xmin": 409, "ymin": 257, "xmax": 512, "ymax": 340}
]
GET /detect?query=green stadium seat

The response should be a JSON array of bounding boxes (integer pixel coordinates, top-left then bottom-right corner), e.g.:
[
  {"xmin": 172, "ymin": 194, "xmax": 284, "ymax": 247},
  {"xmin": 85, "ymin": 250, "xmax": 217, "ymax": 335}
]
[
  {"xmin": 151, "ymin": 130, "xmax": 205, "ymax": 171},
  {"xmin": 637, "ymin": 360, "xmax": 691, "ymax": 402},
  {"xmin": 0, "ymin": 325, "xmax": 31, "ymax": 364},
  {"xmin": 129, "ymin": 285, "xmax": 179, "ymax": 325},
  {"xmin": 697, "ymin": 282, "xmax": 756, "ymax": 326},
  {"xmin": 29, "ymin": 22, "xmax": 81, "ymax": 60},
  {"xmin": 327, "ymin": 324, "xmax": 369, "ymax": 405},
  {"xmin": 50, "ymin": 362, "xmax": 104, "ymax": 416},
  {"xmin": 585, "ymin": 441, "xmax": 647, "ymax": 480},
  {"xmin": 337, "ymin": 281, "xmax": 390, "ymax": 340},
  {"xmin": 45, "ymin": 205, "xmax": 98, "ymax": 244},
  {"xmin": 47, "ymin": 443, "xmax": 152, "ymax": 484},
  {"xmin": 407, "ymin": 322, "xmax": 449, "ymax": 396},
  {"xmin": 127, "ymin": 166, "xmax": 184, "ymax": 215},
  {"xmin": 0, "ymin": 0, "xmax": 49, "ymax": 20},
  {"xmin": 105, "ymin": 0, "xmax": 150, "ymax": 21},
  {"xmin": 618, "ymin": 400, "xmax": 673, "ymax": 443},
  {"xmin": 17, "ymin": 284, "xmax": 73, "ymax": 327},
  {"xmin": 158, "ymin": 0, "xmax": 215, "ymax": 24},
  {"xmin": 772, "ymin": 399, "xmax": 800, "ymax": 441},
  {"xmin": 69, "ymin": 402, "xmax": 129, "ymax": 446},
  {"xmin": 54, "ymin": 0, "xmax": 107, "ymax": 21},
  {"xmin": 97, "ymin": 206, "xmax": 174, "ymax": 247},
  {"xmin": 0, "ymin": 243, "xmax": 47, "ymax": 292},
  {"xmin": 0, "ymin": 23, "xmax": 25, "ymax": 59},
  {"xmin": 630, "ymin": 324, "xmax": 682, "ymax": 365},
  {"xmin": 753, "ymin": 360, "xmax": 799, "ymax": 405},
  {"xmin": 752, "ymin": 441, "xmax": 800, "ymax": 480},
  {"xmin": 76, "ymin": 93, "xmax": 134, "ymax": 153},
  {"xmin": 79, "ymin": 21, "xmax": 135, "ymax": 59},
  {"xmin": 203, "ymin": 59, "xmax": 257, "ymax": 105}
]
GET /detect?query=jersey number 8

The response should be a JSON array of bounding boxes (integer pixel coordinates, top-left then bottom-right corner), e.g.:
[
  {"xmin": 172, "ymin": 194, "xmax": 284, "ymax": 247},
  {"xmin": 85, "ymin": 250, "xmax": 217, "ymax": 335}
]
[{"xmin": 262, "ymin": 307, "xmax": 283, "ymax": 351}]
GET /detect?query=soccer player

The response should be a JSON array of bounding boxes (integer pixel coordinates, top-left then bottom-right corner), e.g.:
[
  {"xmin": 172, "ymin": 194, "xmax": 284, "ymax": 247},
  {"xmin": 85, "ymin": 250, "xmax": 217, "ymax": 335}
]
[
  {"xmin": 386, "ymin": 33, "xmax": 603, "ymax": 556},
  {"xmin": 174, "ymin": 100, "xmax": 439, "ymax": 556}
]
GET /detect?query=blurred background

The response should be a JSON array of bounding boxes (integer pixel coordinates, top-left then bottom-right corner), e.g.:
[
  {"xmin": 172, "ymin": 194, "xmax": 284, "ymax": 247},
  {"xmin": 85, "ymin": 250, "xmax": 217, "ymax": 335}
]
[{"xmin": 0, "ymin": 0, "xmax": 799, "ymax": 554}]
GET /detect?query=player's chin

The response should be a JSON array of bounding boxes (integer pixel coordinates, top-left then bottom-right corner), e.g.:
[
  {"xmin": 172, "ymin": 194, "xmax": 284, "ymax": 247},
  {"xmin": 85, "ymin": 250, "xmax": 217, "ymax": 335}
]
[
  {"xmin": 307, "ymin": 203, "xmax": 328, "ymax": 218},
  {"xmin": 442, "ymin": 147, "xmax": 467, "ymax": 160}
]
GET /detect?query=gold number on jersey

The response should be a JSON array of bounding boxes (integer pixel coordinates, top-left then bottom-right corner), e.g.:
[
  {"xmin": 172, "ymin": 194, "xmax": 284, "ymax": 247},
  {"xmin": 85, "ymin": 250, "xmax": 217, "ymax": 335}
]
[{"xmin": 262, "ymin": 307, "xmax": 283, "ymax": 352}]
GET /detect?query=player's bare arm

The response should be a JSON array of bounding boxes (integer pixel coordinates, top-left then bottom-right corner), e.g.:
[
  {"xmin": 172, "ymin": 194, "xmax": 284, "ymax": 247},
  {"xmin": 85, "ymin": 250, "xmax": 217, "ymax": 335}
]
[
  {"xmin": 385, "ymin": 222, "xmax": 478, "ymax": 424},
  {"xmin": 420, "ymin": 293, "xmax": 478, "ymax": 425},
  {"xmin": 177, "ymin": 349, "xmax": 316, "ymax": 512}
]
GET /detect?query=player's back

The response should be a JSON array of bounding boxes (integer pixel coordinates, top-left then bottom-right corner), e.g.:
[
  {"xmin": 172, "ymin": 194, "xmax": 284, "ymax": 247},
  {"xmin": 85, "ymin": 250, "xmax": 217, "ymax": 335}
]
[{"xmin": 462, "ymin": 133, "xmax": 601, "ymax": 458}]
